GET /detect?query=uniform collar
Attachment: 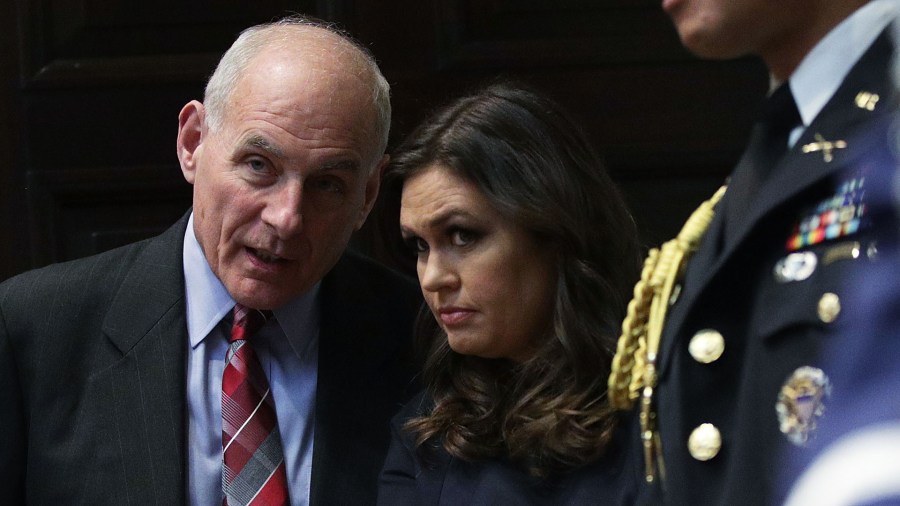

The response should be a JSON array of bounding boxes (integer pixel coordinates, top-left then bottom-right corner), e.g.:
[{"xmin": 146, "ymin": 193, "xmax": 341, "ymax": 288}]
[{"xmin": 785, "ymin": 0, "xmax": 899, "ymax": 127}]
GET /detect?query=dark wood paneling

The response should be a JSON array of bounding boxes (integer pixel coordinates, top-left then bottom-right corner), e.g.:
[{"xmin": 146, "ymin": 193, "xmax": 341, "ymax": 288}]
[
  {"xmin": 359, "ymin": 0, "xmax": 768, "ymax": 266},
  {"xmin": 3, "ymin": 0, "xmax": 769, "ymax": 278},
  {"xmin": 0, "ymin": 0, "xmax": 28, "ymax": 280},
  {"xmin": 434, "ymin": 0, "xmax": 688, "ymax": 68},
  {"xmin": 26, "ymin": 166, "xmax": 192, "ymax": 265},
  {"xmin": 21, "ymin": 0, "xmax": 314, "ymax": 86},
  {"xmin": 365, "ymin": 0, "xmax": 767, "ymax": 171},
  {"xmin": 11, "ymin": 1, "xmax": 327, "ymax": 273}
]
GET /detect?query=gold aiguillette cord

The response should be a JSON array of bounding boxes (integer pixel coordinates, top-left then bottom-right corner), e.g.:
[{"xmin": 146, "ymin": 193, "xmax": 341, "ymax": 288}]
[{"xmin": 608, "ymin": 185, "xmax": 726, "ymax": 483}]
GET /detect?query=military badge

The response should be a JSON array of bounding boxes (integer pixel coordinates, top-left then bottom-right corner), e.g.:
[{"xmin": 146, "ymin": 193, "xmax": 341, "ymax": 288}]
[
  {"xmin": 773, "ymin": 251, "xmax": 817, "ymax": 282},
  {"xmin": 786, "ymin": 177, "xmax": 867, "ymax": 251},
  {"xmin": 854, "ymin": 91, "xmax": 879, "ymax": 111},
  {"xmin": 801, "ymin": 133, "xmax": 847, "ymax": 163},
  {"xmin": 776, "ymin": 366, "xmax": 831, "ymax": 446}
]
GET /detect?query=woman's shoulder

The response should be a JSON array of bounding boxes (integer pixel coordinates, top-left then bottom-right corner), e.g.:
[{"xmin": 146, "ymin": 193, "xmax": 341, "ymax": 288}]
[
  {"xmin": 395, "ymin": 389, "xmax": 435, "ymax": 421},
  {"xmin": 379, "ymin": 390, "xmax": 451, "ymax": 506},
  {"xmin": 389, "ymin": 389, "xmax": 440, "ymax": 461},
  {"xmin": 384, "ymin": 391, "xmax": 636, "ymax": 505}
]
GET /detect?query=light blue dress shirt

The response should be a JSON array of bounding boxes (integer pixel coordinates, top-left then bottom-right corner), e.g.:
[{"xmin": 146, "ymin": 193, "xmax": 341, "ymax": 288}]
[
  {"xmin": 784, "ymin": 0, "xmax": 898, "ymax": 148},
  {"xmin": 183, "ymin": 213, "xmax": 319, "ymax": 505}
]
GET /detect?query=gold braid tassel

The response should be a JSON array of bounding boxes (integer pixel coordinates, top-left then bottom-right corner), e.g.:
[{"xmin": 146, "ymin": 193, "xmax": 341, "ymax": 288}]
[{"xmin": 607, "ymin": 184, "xmax": 727, "ymax": 482}]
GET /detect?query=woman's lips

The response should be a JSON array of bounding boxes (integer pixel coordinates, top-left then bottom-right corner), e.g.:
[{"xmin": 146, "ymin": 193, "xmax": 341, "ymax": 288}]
[{"xmin": 437, "ymin": 307, "xmax": 475, "ymax": 326}]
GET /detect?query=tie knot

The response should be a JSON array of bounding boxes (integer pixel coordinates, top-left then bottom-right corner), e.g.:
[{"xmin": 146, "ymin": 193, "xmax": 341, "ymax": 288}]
[
  {"xmin": 230, "ymin": 304, "xmax": 272, "ymax": 343},
  {"xmin": 762, "ymin": 83, "xmax": 801, "ymax": 134}
]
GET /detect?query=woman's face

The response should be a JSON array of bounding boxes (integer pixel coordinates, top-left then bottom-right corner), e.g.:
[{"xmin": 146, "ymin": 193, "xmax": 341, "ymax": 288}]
[{"xmin": 400, "ymin": 164, "xmax": 557, "ymax": 362}]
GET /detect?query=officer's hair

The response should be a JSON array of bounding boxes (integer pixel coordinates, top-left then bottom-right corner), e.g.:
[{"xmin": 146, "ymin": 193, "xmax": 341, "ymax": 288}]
[{"xmin": 203, "ymin": 15, "xmax": 391, "ymax": 163}]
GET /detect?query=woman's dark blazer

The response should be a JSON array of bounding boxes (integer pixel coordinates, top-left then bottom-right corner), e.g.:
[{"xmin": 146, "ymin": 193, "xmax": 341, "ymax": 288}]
[{"xmin": 378, "ymin": 391, "xmax": 638, "ymax": 506}]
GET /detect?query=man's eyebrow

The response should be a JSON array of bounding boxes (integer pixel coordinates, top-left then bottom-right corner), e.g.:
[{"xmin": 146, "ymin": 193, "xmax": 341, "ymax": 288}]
[
  {"xmin": 239, "ymin": 134, "xmax": 285, "ymax": 158},
  {"xmin": 236, "ymin": 135, "xmax": 363, "ymax": 173},
  {"xmin": 319, "ymin": 159, "xmax": 361, "ymax": 173}
]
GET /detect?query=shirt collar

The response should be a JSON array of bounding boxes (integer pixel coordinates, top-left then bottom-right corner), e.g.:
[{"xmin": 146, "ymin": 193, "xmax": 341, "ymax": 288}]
[
  {"xmin": 182, "ymin": 212, "xmax": 321, "ymax": 355},
  {"xmin": 183, "ymin": 213, "xmax": 233, "ymax": 348},
  {"xmin": 786, "ymin": 0, "xmax": 899, "ymax": 127}
]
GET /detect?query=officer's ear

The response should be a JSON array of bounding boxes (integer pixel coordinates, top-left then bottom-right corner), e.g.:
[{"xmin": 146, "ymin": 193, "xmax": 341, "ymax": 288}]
[
  {"xmin": 176, "ymin": 100, "xmax": 205, "ymax": 185},
  {"xmin": 355, "ymin": 154, "xmax": 388, "ymax": 230}
]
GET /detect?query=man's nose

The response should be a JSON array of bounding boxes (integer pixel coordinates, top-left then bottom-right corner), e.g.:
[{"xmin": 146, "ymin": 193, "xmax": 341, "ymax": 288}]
[{"xmin": 261, "ymin": 183, "xmax": 303, "ymax": 238}]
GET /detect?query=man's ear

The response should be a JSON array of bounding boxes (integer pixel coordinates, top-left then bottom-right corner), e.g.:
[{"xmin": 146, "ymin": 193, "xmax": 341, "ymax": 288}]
[
  {"xmin": 355, "ymin": 154, "xmax": 389, "ymax": 230},
  {"xmin": 176, "ymin": 100, "xmax": 205, "ymax": 185}
]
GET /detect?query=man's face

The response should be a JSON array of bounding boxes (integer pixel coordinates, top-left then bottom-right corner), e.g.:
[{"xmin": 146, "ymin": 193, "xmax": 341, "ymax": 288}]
[
  {"xmin": 177, "ymin": 43, "xmax": 385, "ymax": 310},
  {"xmin": 663, "ymin": 0, "xmax": 802, "ymax": 62}
]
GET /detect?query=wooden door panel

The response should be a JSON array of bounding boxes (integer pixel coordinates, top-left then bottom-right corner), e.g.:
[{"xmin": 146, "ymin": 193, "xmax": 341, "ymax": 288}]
[{"xmin": 3, "ymin": 0, "xmax": 766, "ymax": 278}]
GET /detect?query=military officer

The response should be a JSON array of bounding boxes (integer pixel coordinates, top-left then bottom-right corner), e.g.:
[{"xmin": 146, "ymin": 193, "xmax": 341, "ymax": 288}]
[{"xmin": 608, "ymin": 0, "xmax": 900, "ymax": 504}]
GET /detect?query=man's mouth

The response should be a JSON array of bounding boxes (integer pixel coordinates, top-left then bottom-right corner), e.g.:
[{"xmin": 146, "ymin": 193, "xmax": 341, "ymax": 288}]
[{"xmin": 248, "ymin": 247, "xmax": 283, "ymax": 264}]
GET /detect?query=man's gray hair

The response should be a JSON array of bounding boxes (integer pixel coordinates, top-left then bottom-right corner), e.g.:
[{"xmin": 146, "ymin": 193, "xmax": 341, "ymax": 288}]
[{"xmin": 203, "ymin": 15, "xmax": 392, "ymax": 159}]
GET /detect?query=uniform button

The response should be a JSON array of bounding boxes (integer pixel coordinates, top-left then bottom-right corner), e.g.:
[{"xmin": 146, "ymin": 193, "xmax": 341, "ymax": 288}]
[
  {"xmin": 688, "ymin": 423, "xmax": 722, "ymax": 461},
  {"xmin": 688, "ymin": 329, "xmax": 725, "ymax": 364},
  {"xmin": 817, "ymin": 292, "xmax": 841, "ymax": 323}
]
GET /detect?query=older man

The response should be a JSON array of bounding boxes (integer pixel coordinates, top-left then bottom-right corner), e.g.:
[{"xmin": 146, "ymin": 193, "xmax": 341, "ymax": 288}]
[
  {"xmin": 0, "ymin": 16, "xmax": 420, "ymax": 505},
  {"xmin": 609, "ymin": 0, "xmax": 900, "ymax": 504}
]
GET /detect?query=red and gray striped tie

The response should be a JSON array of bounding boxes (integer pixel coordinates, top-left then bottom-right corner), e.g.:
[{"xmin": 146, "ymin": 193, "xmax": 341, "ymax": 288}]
[{"xmin": 222, "ymin": 304, "xmax": 290, "ymax": 506}]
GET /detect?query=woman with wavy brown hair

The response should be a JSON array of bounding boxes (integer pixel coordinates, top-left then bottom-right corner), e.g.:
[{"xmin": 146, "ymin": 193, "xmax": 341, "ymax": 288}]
[{"xmin": 376, "ymin": 82, "xmax": 642, "ymax": 504}]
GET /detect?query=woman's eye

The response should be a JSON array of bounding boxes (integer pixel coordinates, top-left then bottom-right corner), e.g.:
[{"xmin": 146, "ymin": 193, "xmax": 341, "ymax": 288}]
[
  {"xmin": 450, "ymin": 228, "xmax": 476, "ymax": 247},
  {"xmin": 404, "ymin": 236, "xmax": 428, "ymax": 254}
]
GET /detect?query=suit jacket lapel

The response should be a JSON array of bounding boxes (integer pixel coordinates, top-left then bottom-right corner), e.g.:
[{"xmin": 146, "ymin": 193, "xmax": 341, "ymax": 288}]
[
  {"xmin": 658, "ymin": 28, "xmax": 896, "ymax": 375},
  {"xmin": 99, "ymin": 214, "xmax": 189, "ymax": 502},
  {"xmin": 309, "ymin": 257, "xmax": 357, "ymax": 505},
  {"xmin": 309, "ymin": 252, "xmax": 418, "ymax": 506},
  {"xmin": 311, "ymin": 254, "xmax": 387, "ymax": 505}
]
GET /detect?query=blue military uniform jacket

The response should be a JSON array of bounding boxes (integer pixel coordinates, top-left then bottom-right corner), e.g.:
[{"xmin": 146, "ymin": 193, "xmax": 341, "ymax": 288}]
[{"xmin": 630, "ymin": 25, "xmax": 900, "ymax": 506}]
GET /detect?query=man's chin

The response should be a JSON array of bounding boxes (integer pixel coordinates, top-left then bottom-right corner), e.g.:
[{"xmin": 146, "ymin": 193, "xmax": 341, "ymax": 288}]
[
  {"xmin": 228, "ymin": 279, "xmax": 305, "ymax": 311},
  {"xmin": 678, "ymin": 28, "xmax": 747, "ymax": 61}
]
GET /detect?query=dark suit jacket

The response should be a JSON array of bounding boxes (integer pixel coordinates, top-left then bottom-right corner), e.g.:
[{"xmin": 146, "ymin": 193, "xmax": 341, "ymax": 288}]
[
  {"xmin": 627, "ymin": 27, "xmax": 900, "ymax": 506},
  {"xmin": 378, "ymin": 392, "xmax": 635, "ymax": 506},
  {"xmin": 0, "ymin": 213, "xmax": 421, "ymax": 505}
]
